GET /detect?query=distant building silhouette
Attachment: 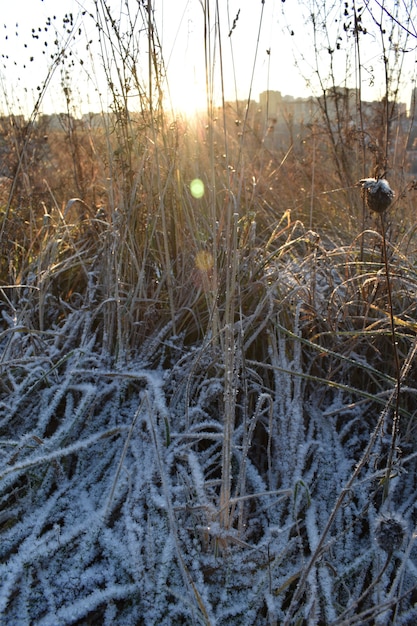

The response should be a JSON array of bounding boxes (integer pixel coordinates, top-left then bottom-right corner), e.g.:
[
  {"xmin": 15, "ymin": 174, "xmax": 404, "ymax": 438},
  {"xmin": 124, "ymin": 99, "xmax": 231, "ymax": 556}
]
[{"xmin": 258, "ymin": 86, "xmax": 417, "ymax": 175}]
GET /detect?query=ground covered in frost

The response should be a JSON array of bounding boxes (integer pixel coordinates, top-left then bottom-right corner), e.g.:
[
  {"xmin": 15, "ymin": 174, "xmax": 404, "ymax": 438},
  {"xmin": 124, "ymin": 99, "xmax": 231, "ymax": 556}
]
[{"xmin": 1, "ymin": 235, "xmax": 417, "ymax": 625}]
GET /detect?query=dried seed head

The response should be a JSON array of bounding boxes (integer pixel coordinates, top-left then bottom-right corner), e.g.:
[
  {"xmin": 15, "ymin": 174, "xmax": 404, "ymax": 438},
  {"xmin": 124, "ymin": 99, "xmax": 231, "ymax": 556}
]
[
  {"xmin": 374, "ymin": 512, "xmax": 407, "ymax": 553},
  {"xmin": 358, "ymin": 178, "xmax": 394, "ymax": 214}
]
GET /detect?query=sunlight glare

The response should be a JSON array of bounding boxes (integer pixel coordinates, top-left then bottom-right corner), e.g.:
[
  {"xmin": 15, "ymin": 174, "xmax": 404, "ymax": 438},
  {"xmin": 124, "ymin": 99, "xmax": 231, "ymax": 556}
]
[{"xmin": 167, "ymin": 73, "xmax": 207, "ymax": 118}]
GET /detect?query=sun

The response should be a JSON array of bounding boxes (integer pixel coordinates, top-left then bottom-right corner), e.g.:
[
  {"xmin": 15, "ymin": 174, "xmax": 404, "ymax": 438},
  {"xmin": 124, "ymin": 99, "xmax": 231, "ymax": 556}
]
[
  {"xmin": 170, "ymin": 86, "xmax": 207, "ymax": 117},
  {"xmin": 165, "ymin": 75, "xmax": 208, "ymax": 118}
]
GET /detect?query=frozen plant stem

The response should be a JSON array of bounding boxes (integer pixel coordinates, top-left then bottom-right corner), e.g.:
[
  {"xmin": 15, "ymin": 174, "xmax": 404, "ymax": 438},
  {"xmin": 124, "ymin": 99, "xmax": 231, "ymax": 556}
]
[
  {"xmin": 219, "ymin": 181, "xmax": 238, "ymax": 534},
  {"xmin": 358, "ymin": 177, "xmax": 400, "ymax": 500},
  {"xmin": 104, "ymin": 396, "xmax": 145, "ymax": 520},
  {"xmin": 380, "ymin": 212, "xmax": 401, "ymax": 502},
  {"xmin": 215, "ymin": 0, "xmax": 239, "ymax": 536}
]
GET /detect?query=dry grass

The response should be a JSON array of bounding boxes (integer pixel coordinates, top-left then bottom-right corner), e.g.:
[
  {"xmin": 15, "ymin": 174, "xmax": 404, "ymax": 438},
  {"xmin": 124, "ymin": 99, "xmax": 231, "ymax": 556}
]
[{"xmin": 1, "ymin": 1, "xmax": 417, "ymax": 624}]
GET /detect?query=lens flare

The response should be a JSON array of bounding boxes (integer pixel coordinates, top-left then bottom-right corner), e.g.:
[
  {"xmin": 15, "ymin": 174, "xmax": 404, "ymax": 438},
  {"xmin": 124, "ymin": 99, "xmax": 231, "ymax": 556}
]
[
  {"xmin": 190, "ymin": 178, "xmax": 205, "ymax": 199},
  {"xmin": 195, "ymin": 250, "xmax": 213, "ymax": 271},
  {"xmin": 192, "ymin": 250, "xmax": 214, "ymax": 291}
]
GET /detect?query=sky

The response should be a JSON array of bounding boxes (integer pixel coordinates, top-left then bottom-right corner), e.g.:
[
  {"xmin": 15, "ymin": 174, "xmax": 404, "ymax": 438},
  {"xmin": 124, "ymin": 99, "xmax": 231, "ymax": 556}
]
[{"xmin": 0, "ymin": 0, "xmax": 416, "ymax": 118}]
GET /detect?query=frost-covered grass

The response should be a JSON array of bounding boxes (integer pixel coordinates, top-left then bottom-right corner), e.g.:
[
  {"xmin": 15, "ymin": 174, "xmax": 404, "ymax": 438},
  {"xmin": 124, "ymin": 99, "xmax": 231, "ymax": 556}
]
[
  {"xmin": 2, "ymin": 1, "xmax": 417, "ymax": 623},
  {"xmin": 1, "ymin": 208, "xmax": 417, "ymax": 624}
]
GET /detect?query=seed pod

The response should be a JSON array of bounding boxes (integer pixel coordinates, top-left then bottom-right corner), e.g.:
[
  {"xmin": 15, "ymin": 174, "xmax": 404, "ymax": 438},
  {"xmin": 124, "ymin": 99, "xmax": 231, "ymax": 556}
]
[
  {"xmin": 374, "ymin": 512, "xmax": 407, "ymax": 553},
  {"xmin": 358, "ymin": 178, "xmax": 394, "ymax": 214}
]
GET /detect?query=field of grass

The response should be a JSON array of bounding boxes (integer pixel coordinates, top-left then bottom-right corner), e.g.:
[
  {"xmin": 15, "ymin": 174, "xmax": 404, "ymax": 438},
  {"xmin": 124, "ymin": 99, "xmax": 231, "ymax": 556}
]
[{"xmin": 1, "ymin": 1, "xmax": 417, "ymax": 624}]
